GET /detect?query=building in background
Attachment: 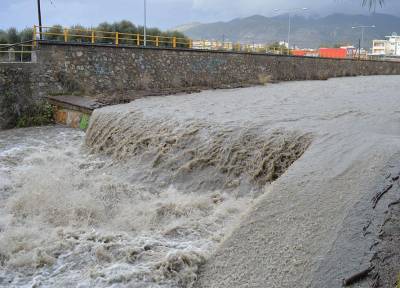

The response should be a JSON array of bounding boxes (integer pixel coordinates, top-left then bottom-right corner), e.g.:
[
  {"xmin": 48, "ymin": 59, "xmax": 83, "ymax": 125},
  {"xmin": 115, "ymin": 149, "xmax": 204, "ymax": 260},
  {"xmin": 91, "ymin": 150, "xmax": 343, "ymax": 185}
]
[
  {"xmin": 372, "ymin": 39, "xmax": 389, "ymax": 55},
  {"xmin": 340, "ymin": 46, "xmax": 358, "ymax": 58},
  {"xmin": 279, "ymin": 41, "xmax": 289, "ymax": 49},
  {"xmin": 192, "ymin": 40, "xmax": 234, "ymax": 51},
  {"xmin": 372, "ymin": 33, "xmax": 400, "ymax": 56}
]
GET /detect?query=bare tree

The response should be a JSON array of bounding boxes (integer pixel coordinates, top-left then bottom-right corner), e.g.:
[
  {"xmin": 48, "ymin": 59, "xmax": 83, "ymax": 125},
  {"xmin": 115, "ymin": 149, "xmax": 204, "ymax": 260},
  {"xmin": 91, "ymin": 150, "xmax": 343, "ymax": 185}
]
[{"xmin": 362, "ymin": 0, "xmax": 384, "ymax": 9}]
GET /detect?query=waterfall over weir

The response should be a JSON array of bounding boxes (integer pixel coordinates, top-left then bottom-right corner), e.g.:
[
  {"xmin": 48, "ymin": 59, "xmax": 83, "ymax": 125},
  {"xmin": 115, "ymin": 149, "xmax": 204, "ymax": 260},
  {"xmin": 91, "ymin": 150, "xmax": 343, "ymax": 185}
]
[
  {"xmin": 2, "ymin": 76, "xmax": 400, "ymax": 287},
  {"xmin": 86, "ymin": 108, "xmax": 311, "ymax": 194},
  {"xmin": 0, "ymin": 108, "xmax": 311, "ymax": 288}
]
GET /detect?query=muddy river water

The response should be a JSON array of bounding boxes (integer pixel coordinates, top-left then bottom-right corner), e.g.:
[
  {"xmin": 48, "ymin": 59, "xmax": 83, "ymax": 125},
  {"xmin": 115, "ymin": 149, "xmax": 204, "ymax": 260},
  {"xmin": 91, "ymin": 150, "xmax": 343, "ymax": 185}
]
[{"xmin": 1, "ymin": 75, "xmax": 400, "ymax": 287}]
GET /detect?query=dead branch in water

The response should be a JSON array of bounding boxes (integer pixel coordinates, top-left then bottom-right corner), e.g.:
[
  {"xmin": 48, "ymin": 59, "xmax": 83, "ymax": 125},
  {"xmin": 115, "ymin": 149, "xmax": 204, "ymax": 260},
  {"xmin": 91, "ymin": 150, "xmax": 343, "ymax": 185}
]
[{"xmin": 342, "ymin": 266, "xmax": 374, "ymax": 286}]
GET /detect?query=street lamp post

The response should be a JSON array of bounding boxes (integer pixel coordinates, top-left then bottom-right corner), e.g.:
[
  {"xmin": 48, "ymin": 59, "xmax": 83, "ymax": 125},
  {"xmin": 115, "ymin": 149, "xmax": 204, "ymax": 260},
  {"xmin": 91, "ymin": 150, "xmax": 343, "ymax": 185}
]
[
  {"xmin": 37, "ymin": 0, "xmax": 43, "ymax": 39},
  {"xmin": 274, "ymin": 7, "xmax": 308, "ymax": 52},
  {"xmin": 144, "ymin": 0, "xmax": 147, "ymax": 46},
  {"xmin": 352, "ymin": 25, "xmax": 376, "ymax": 53}
]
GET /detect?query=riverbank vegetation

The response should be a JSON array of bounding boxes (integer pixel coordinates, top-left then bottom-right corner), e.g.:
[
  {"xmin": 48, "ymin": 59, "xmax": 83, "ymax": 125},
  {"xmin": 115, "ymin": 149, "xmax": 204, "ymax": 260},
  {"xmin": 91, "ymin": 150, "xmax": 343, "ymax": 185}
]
[
  {"xmin": 15, "ymin": 101, "xmax": 54, "ymax": 128},
  {"xmin": 0, "ymin": 93, "xmax": 53, "ymax": 129}
]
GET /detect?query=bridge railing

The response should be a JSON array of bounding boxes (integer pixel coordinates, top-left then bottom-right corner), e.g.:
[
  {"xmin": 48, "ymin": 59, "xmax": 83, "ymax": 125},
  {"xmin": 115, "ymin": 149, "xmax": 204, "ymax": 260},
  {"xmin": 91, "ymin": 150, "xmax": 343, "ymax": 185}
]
[
  {"xmin": 33, "ymin": 25, "xmax": 193, "ymax": 49},
  {"xmin": 0, "ymin": 43, "xmax": 34, "ymax": 63},
  {"xmin": 29, "ymin": 25, "xmax": 396, "ymax": 62},
  {"xmin": 32, "ymin": 25, "xmax": 281, "ymax": 53}
]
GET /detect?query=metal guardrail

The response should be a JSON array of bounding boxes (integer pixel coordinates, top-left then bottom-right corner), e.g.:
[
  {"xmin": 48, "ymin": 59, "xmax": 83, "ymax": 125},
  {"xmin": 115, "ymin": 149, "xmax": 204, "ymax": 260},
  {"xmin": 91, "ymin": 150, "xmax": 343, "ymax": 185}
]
[
  {"xmin": 33, "ymin": 25, "xmax": 192, "ymax": 48},
  {"xmin": 0, "ymin": 42, "xmax": 34, "ymax": 63},
  {"xmin": 0, "ymin": 25, "xmax": 395, "ymax": 63},
  {"xmin": 32, "ymin": 25, "xmax": 288, "ymax": 54}
]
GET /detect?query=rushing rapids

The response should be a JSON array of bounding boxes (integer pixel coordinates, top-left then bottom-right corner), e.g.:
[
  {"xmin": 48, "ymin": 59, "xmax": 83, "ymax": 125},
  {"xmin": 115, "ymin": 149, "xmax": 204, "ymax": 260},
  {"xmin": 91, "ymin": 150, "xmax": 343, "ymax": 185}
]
[
  {"xmin": 0, "ymin": 121, "xmax": 310, "ymax": 287},
  {"xmin": 0, "ymin": 127, "xmax": 254, "ymax": 287},
  {"xmin": 86, "ymin": 110, "xmax": 311, "ymax": 193},
  {"xmin": 1, "ymin": 75, "xmax": 400, "ymax": 287}
]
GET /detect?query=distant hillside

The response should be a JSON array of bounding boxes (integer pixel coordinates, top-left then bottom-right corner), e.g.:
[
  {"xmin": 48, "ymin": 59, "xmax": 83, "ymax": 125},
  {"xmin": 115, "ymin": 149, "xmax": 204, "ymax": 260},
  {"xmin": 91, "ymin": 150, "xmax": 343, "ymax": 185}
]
[{"xmin": 178, "ymin": 13, "xmax": 400, "ymax": 48}]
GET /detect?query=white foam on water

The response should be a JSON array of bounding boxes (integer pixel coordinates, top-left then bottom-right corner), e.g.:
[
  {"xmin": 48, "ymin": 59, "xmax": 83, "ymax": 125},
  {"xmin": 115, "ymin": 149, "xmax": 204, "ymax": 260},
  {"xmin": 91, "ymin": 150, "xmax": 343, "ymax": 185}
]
[{"xmin": 0, "ymin": 127, "xmax": 257, "ymax": 288}]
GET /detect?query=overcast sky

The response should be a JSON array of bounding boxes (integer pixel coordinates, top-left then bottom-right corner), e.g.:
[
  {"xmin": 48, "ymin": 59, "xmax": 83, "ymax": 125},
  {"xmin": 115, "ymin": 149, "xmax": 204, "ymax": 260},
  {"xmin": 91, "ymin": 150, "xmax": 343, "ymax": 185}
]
[{"xmin": 1, "ymin": 0, "xmax": 400, "ymax": 31}]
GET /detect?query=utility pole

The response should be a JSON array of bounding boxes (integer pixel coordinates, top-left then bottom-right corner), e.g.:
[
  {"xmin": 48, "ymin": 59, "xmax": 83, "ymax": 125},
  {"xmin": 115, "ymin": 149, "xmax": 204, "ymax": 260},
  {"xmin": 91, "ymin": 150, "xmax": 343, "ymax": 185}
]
[
  {"xmin": 352, "ymin": 25, "xmax": 376, "ymax": 55},
  {"xmin": 37, "ymin": 0, "xmax": 43, "ymax": 39},
  {"xmin": 143, "ymin": 0, "xmax": 147, "ymax": 46},
  {"xmin": 288, "ymin": 13, "xmax": 291, "ymax": 51},
  {"xmin": 274, "ymin": 7, "xmax": 308, "ymax": 54}
]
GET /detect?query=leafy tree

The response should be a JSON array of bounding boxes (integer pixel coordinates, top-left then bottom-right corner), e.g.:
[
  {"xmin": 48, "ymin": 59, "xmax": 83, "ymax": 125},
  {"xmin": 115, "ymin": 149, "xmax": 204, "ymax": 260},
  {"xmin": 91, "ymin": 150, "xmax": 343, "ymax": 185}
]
[
  {"xmin": 69, "ymin": 25, "xmax": 91, "ymax": 42},
  {"xmin": 0, "ymin": 21, "xmax": 189, "ymax": 48},
  {"xmin": 6, "ymin": 28, "xmax": 20, "ymax": 43},
  {"xmin": 45, "ymin": 25, "xmax": 64, "ymax": 41},
  {"xmin": 19, "ymin": 28, "xmax": 33, "ymax": 42},
  {"xmin": 0, "ymin": 30, "xmax": 7, "ymax": 44}
]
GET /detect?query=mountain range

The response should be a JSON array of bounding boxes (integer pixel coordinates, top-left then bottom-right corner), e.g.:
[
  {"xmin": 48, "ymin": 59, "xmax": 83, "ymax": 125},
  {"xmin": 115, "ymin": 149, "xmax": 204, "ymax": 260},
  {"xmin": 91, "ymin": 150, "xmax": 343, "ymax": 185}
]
[{"xmin": 175, "ymin": 13, "xmax": 400, "ymax": 49}]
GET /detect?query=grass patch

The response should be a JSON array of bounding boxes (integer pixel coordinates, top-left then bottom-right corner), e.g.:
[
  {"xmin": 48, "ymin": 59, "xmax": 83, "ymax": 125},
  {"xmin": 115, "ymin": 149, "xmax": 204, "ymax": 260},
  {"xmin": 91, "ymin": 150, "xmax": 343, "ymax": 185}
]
[{"xmin": 79, "ymin": 114, "xmax": 90, "ymax": 130}]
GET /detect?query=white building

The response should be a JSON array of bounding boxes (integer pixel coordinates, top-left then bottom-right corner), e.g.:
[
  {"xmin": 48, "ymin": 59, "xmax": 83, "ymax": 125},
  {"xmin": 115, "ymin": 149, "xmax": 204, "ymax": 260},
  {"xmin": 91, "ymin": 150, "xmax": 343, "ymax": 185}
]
[
  {"xmin": 372, "ymin": 33, "xmax": 400, "ymax": 56},
  {"xmin": 279, "ymin": 41, "xmax": 289, "ymax": 49},
  {"xmin": 340, "ymin": 46, "xmax": 357, "ymax": 57},
  {"xmin": 192, "ymin": 40, "xmax": 234, "ymax": 50}
]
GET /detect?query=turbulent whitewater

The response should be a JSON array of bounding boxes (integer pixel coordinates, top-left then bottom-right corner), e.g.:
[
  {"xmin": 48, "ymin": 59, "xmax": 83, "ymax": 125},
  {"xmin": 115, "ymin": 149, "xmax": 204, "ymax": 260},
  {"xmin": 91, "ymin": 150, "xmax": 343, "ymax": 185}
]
[
  {"xmin": 86, "ymin": 111, "xmax": 311, "ymax": 193},
  {"xmin": 1, "ymin": 75, "xmax": 400, "ymax": 288},
  {"xmin": 0, "ymin": 105, "xmax": 310, "ymax": 286}
]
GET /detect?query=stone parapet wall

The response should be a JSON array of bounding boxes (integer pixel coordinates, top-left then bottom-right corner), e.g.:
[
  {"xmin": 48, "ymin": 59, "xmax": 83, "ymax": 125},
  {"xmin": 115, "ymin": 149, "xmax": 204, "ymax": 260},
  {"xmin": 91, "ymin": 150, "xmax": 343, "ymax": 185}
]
[{"xmin": 34, "ymin": 42, "xmax": 400, "ymax": 97}]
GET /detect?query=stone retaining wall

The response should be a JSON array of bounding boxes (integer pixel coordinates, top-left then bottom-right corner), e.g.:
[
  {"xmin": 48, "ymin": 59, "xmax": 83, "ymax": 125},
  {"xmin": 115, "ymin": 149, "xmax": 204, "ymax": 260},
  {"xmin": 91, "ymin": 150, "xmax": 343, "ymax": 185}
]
[
  {"xmin": 1, "ymin": 42, "xmax": 400, "ymax": 129},
  {"xmin": 34, "ymin": 42, "xmax": 400, "ymax": 98},
  {"xmin": 0, "ymin": 63, "xmax": 37, "ymax": 129}
]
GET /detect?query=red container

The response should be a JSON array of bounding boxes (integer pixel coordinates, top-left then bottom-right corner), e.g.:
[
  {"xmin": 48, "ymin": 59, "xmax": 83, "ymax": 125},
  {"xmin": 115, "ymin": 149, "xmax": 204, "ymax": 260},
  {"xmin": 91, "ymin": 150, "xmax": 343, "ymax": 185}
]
[
  {"xmin": 292, "ymin": 50, "xmax": 307, "ymax": 56},
  {"xmin": 318, "ymin": 48, "xmax": 347, "ymax": 59}
]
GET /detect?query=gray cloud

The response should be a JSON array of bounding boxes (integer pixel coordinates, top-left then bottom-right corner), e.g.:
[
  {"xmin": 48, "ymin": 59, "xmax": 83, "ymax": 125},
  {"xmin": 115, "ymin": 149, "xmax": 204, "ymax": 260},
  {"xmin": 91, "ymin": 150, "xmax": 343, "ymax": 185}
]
[{"xmin": 1, "ymin": 0, "xmax": 399, "ymax": 30}]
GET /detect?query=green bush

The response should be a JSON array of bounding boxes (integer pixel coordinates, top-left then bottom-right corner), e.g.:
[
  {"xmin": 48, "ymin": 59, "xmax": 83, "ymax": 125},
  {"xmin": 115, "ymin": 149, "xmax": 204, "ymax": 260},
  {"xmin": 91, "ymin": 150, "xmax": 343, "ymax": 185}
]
[
  {"xmin": 44, "ymin": 25, "xmax": 64, "ymax": 41},
  {"xmin": 16, "ymin": 101, "xmax": 54, "ymax": 128}
]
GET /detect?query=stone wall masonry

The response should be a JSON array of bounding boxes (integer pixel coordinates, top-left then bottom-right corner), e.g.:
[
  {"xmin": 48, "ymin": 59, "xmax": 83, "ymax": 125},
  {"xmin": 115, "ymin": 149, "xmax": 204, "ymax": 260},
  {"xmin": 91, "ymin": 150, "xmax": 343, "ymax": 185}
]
[
  {"xmin": 34, "ymin": 42, "xmax": 400, "ymax": 99},
  {"xmin": 1, "ymin": 41, "xmax": 400, "ymax": 129},
  {"xmin": 0, "ymin": 63, "xmax": 38, "ymax": 129}
]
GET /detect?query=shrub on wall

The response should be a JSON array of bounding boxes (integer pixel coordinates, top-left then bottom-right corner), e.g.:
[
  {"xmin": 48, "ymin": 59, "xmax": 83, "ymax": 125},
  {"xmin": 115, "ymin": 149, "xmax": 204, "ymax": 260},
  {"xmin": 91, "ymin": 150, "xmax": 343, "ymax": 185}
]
[
  {"xmin": 16, "ymin": 101, "xmax": 54, "ymax": 128},
  {"xmin": 0, "ymin": 92, "xmax": 53, "ymax": 129}
]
